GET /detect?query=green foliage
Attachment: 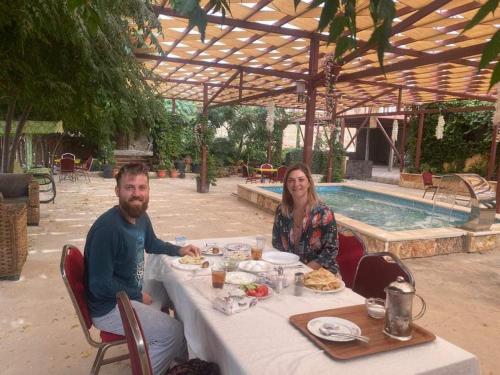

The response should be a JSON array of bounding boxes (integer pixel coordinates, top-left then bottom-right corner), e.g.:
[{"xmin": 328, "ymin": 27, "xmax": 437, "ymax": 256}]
[
  {"xmin": 406, "ymin": 101, "xmax": 494, "ymax": 176},
  {"xmin": 151, "ymin": 111, "xmax": 186, "ymax": 168}
]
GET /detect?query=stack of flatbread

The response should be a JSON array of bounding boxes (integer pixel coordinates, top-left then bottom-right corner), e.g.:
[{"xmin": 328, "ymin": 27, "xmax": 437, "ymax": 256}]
[
  {"xmin": 178, "ymin": 255, "xmax": 204, "ymax": 265},
  {"xmin": 303, "ymin": 268, "xmax": 342, "ymax": 291}
]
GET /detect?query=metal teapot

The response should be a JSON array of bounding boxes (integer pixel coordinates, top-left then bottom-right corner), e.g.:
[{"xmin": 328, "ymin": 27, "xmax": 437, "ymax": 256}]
[{"xmin": 384, "ymin": 276, "xmax": 426, "ymax": 341}]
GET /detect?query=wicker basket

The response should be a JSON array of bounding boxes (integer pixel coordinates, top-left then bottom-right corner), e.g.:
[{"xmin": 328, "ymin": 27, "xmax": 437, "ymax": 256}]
[
  {"xmin": 27, "ymin": 180, "xmax": 40, "ymax": 226},
  {"xmin": 0, "ymin": 202, "xmax": 28, "ymax": 280}
]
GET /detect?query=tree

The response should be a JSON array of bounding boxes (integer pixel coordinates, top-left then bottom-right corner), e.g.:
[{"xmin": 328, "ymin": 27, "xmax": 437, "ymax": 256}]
[{"xmin": 0, "ymin": 0, "xmax": 164, "ymax": 172}]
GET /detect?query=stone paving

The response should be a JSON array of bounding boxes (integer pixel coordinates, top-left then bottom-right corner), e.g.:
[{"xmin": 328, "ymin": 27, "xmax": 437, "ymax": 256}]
[{"xmin": 0, "ymin": 174, "xmax": 499, "ymax": 374}]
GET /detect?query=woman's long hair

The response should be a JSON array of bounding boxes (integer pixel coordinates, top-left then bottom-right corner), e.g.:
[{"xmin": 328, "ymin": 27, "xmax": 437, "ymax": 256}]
[{"xmin": 280, "ymin": 163, "xmax": 318, "ymax": 216}]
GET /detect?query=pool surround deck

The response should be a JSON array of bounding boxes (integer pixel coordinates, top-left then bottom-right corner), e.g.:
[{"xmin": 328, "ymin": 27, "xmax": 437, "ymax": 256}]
[{"xmin": 237, "ymin": 182, "xmax": 500, "ymax": 258}]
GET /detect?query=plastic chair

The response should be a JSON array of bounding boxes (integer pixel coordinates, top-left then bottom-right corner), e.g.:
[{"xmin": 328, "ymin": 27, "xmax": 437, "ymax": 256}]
[
  {"xmin": 59, "ymin": 158, "xmax": 76, "ymax": 182},
  {"xmin": 60, "ymin": 245, "xmax": 128, "ymax": 374},
  {"xmin": 337, "ymin": 229, "xmax": 366, "ymax": 288},
  {"xmin": 352, "ymin": 252, "xmax": 415, "ymax": 300},
  {"xmin": 242, "ymin": 164, "xmax": 260, "ymax": 183},
  {"xmin": 76, "ymin": 156, "xmax": 93, "ymax": 182},
  {"xmin": 117, "ymin": 291, "xmax": 153, "ymax": 375},
  {"xmin": 271, "ymin": 165, "xmax": 287, "ymax": 183},
  {"xmin": 259, "ymin": 163, "xmax": 274, "ymax": 182},
  {"xmin": 422, "ymin": 171, "xmax": 438, "ymax": 199}
]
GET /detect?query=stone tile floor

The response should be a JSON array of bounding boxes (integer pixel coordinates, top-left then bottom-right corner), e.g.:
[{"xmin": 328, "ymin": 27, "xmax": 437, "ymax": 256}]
[{"xmin": 0, "ymin": 174, "xmax": 499, "ymax": 374}]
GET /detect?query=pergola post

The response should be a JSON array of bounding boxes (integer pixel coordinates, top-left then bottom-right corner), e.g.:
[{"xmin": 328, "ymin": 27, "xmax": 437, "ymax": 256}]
[
  {"xmin": 302, "ymin": 36, "xmax": 319, "ymax": 168},
  {"xmin": 415, "ymin": 113, "xmax": 425, "ymax": 171},
  {"xmin": 487, "ymin": 122, "xmax": 498, "ymax": 180},
  {"xmin": 326, "ymin": 98, "xmax": 338, "ymax": 182},
  {"xmin": 399, "ymin": 115, "xmax": 408, "ymax": 172},
  {"xmin": 199, "ymin": 84, "xmax": 209, "ymax": 193}
]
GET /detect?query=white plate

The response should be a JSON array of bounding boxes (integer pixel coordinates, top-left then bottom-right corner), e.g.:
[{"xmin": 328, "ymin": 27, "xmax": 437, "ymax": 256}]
[
  {"xmin": 225, "ymin": 243, "xmax": 251, "ymax": 252},
  {"xmin": 307, "ymin": 317, "xmax": 361, "ymax": 342},
  {"xmin": 225, "ymin": 271, "xmax": 257, "ymax": 285},
  {"xmin": 238, "ymin": 260, "xmax": 273, "ymax": 274},
  {"xmin": 171, "ymin": 257, "xmax": 210, "ymax": 271},
  {"xmin": 262, "ymin": 251, "xmax": 300, "ymax": 265},
  {"xmin": 243, "ymin": 284, "xmax": 273, "ymax": 300},
  {"xmin": 201, "ymin": 246, "xmax": 223, "ymax": 256},
  {"xmin": 304, "ymin": 280, "xmax": 346, "ymax": 294}
]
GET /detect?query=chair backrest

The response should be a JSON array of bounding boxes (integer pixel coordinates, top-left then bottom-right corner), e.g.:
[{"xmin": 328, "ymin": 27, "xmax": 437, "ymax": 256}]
[
  {"xmin": 241, "ymin": 164, "xmax": 250, "ymax": 177},
  {"xmin": 84, "ymin": 156, "xmax": 93, "ymax": 171},
  {"xmin": 60, "ymin": 245, "xmax": 93, "ymax": 335},
  {"xmin": 117, "ymin": 291, "xmax": 153, "ymax": 375},
  {"xmin": 275, "ymin": 165, "xmax": 287, "ymax": 181},
  {"xmin": 60, "ymin": 158, "xmax": 75, "ymax": 172},
  {"xmin": 62, "ymin": 152, "xmax": 76, "ymax": 160},
  {"xmin": 352, "ymin": 252, "xmax": 415, "ymax": 300},
  {"xmin": 422, "ymin": 171, "xmax": 434, "ymax": 186},
  {"xmin": 260, "ymin": 163, "xmax": 272, "ymax": 169},
  {"xmin": 337, "ymin": 229, "xmax": 366, "ymax": 288}
]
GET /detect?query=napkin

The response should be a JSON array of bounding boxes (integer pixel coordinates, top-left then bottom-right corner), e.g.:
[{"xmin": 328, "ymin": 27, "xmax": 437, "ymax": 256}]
[{"xmin": 213, "ymin": 295, "xmax": 257, "ymax": 315}]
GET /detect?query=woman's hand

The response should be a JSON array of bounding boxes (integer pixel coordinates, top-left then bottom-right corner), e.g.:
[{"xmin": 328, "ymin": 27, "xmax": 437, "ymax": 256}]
[
  {"xmin": 306, "ymin": 260, "xmax": 322, "ymax": 270},
  {"xmin": 179, "ymin": 244, "xmax": 201, "ymax": 257}
]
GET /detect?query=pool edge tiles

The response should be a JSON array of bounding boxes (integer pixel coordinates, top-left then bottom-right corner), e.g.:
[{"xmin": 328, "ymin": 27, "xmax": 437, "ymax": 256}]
[{"xmin": 237, "ymin": 182, "xmax": 500, "ymax": 258}]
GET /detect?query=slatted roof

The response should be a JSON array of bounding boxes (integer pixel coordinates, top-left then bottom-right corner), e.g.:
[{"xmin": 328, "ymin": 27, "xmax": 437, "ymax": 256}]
[{"xmin": 136, "ymin": 0, "xmax": 499, "ymax": 112}]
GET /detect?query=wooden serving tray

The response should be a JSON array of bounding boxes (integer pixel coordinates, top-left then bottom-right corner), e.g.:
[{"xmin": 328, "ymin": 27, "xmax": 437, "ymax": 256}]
[{"xmin": 289, "ymin": 304, "xmax": 435, "ymax": 360}]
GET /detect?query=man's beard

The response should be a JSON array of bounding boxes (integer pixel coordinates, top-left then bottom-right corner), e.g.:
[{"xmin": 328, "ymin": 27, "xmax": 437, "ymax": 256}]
[{"xmin": 119, "ymin": 196, "xmax": 149, "ymax": 219}]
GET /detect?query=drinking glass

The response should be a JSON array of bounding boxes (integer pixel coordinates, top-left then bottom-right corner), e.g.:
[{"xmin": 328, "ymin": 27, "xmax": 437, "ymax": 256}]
[
  {"xmin": 251, "ymin": 235, "xmax": 265, "ymax": 260},
  {"xmin": 175, "ymin": 236, "xmax": 187, "ymax": 247},
  {"xmin": 211, "ymin": 264, "xmax": 226, "ymax": 289}
]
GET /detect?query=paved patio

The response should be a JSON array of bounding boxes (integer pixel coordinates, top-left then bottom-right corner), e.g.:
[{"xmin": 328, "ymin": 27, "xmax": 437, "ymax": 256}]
[{"xmin": 0, "ymin": 174, "xmax": 499, "ymax": 374}]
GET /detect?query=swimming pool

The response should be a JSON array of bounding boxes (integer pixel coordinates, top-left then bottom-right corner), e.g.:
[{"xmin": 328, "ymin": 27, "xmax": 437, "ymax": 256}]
[{"xmin": 262, "ymin": 185, "xmax": 470, "ymax": 232}]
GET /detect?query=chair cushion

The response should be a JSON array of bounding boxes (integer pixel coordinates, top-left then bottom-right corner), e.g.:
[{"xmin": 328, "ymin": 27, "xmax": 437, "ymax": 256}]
[{"xmin": 100, "ymin": 331, "xmax": 126, "ymax": 342}]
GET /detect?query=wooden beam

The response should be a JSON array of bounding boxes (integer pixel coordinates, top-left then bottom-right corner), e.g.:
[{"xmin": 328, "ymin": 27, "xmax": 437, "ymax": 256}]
[
  {"xmin": 303, "ymin": 36, "xmax": 319, "ymax": 168},
  {"xmin": 210, "ymin": 85, "xmax": 296, "ymax": 108},
  {"xmin": 344, "ymin": 116, "xmax": 370, "ymax": 151},
  {"xmin": 239, "ymin": 70, "xmax": 243, "ymax": 100},
  {"xmin": 136, "ymin": 53, "xmax": 308, "ymax": 81},
  {"xmin": 376, "ymin": 118, "xmax": 402, "ymax": 164},
  {"xmin": 337, "ymin": 105, "xmax": 495, "ymax": 119},
  {"xmin": 153, "ymin": 76, "xmax": 268, "ymax": 93},
  {"xmin": 336, "ymin": 88, "xmax": 395, "ymax": 116},
  {"xmin": 206, "ymin": 70, "xmax": 240, "ymax": 107},
  {"xmin": 415, "ymin": 113, "xmax": 425, "ymax": 171}
]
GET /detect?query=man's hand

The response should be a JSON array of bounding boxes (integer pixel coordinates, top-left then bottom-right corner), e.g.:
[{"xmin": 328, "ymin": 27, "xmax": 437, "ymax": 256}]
[
  {"xmin": 179, "ymin": 244, "xmax": 201, "ymax": 257},
  {"xmin": 142, "ymin": 292, "xmax": 153, "ymax": 305}
]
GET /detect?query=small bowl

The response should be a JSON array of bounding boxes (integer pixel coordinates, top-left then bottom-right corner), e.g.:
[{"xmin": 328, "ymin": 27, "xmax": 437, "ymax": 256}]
[{"xmin": 365, "ymin": 298, "xmax": 386, "ymax": 319}]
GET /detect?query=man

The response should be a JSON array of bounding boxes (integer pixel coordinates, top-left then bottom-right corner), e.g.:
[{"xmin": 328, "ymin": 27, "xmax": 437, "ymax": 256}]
[{"xmin": 84, "ymin": 163, "xmax": 199, "ymax": 375}]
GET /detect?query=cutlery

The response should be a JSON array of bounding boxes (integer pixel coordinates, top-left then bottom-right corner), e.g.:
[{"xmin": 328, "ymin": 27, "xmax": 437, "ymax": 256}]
[{"xmin": 319, "ymin": 324, "xmax": 370, "ymax": 343}]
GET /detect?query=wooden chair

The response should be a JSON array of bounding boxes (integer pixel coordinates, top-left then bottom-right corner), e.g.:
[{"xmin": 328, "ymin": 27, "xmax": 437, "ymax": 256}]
[
  {"xmin": 337, "ymin": 229, "xmax": 366, "ymax": 288},
  {"xmin": 352, "ymin": 252, "xmax": 415, "ymax": 300},
  {"xmin": 60, "ymin": 244, "xmax": 128, "ymax": 374},
  {"xmin": 422, "ymin": 171, "xmax": 438, "ymax": 199},
  {"xmin": 59, "ymin": 158, "xmax": 76, "ymax": 182},
  {"xmin": 117, "ymin": 291, "xmax": 153, "ymax": 375},
  {"xmin": 259, "ymin": 163, "xmax": 274, "ymax": 182}
]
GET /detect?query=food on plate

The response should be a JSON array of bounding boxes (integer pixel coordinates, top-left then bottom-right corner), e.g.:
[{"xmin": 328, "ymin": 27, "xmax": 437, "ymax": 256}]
[
  {"xmin": 204, "ymin": 246, "xmax": 220, "ymax": 255},
  {"xmin": 303, "ymin": 268, "xmax": 342, "ymax": 291},
  {"xmin": 178, "ymin": 255, "xmax": 205, "ymax": 265},
  {"xmin": 228, "ymin": 251, "xmax": 250, "ymax": 261},
  {"xmin": 240, "ymin": 283, "xmax": 269, "ymax": 298}
]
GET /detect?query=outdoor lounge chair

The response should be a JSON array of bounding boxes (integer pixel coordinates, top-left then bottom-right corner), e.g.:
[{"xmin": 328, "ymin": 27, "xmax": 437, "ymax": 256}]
[
  {"xmin": 352, "ymin": 251, "xmax": 415, "ymax": 300},
  {"xmin": 422, "ymin": 171, "xmax": 438, "ymax": 199},
  {"xmin": 0, "ymin": 173, "xmax": 40, "ymax": 225},
  {"xmin": 60, "ymin": 244, "xmax": 128, "ymax": 374},
  {"xmin": 337, "ymin": 229, "xmax": 366, "ymax": 288},
  {"xmin": 117, "ymin": 291, "xmax": 153, "ymax": 375}
]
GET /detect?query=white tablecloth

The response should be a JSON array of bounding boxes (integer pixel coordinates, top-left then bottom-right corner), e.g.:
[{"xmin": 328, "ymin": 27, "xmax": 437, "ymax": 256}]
[{"xmin": 145, "ymin": 236, "xmax": 479, "ymax": 375}]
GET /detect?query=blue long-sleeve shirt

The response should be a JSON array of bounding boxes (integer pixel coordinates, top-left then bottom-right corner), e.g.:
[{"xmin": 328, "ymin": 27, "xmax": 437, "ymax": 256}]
[{"xmin": 84, "ymin": 206, "xmax": 180, "ymax": 317}]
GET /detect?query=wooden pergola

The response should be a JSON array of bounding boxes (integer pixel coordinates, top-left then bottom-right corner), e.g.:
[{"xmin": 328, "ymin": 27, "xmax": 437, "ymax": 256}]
[{"xmin": 136, "ymin": 0, "xmax": 499, "ymax": 191}]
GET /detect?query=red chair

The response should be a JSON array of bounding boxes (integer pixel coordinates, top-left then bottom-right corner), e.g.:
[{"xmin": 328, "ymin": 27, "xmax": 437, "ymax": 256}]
[
  {"xmin": 61, "ymin": 152, "xmax": 76, "ymax": 160},
  {"xmin": 242, "ymin": 164, "xmax": 260, "ymax": 183},
  {"xmin": 422, "ymin": 171, "xmax": 438, "ymax": 199},
  {"xmin": 60, "ymin": 245, "xmax": 128, "ymax": 374},
  {"xmin": 271, "ymin": 165, "xmax": 287, "ymax": 183},
  {"xmin": 59, "ymin": 158, "xmax": 76, "ymax": 182},
  {"xmin": 76, "ymin": 156, "xmax": 93, "ymax": 182},
  {"xmin": 337, "ymin": 229, "xmax": 366, "ymax": 288},
  {"xmin": 117, "ymin": 291, "xmax": 153, "ymax": 375},
  {"xmin": 259, "ymin": 163, "xmax": 274, "ymax": 182},
  {"xmin": 352, "ymin": 252, "xmax": 415, "ymax": 300}
]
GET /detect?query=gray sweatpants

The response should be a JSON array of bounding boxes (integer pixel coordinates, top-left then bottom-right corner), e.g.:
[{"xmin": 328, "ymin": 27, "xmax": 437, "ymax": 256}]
[{"xmin": 92, "ymin": 301, "xmax": 187, "ymax": 375}]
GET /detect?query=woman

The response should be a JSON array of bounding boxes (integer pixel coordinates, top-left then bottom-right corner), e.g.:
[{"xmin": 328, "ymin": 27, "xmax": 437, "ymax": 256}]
[{"xmin": 272, "ymin": 163, "xmax": 339, "ymax": 274}]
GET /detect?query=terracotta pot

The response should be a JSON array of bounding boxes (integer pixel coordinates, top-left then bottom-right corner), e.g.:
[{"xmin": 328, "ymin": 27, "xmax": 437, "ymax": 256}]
[
  {"xmin": 170, "ymin": 169, "xmax": 179, "ymax": 178},
  {"xmin": 157, "ymin": 169, "xmax": 167, "ymax": 178}
]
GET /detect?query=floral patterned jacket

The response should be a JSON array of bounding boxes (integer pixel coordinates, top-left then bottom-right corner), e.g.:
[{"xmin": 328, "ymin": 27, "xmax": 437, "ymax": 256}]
[{"xmin": 272, "ymin": 202, "xmax": 339, "ymax": 274}]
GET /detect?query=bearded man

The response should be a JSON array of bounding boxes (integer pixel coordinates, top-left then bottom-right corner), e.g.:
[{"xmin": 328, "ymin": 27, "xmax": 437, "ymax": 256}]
[{"xmin": 84, "ymin": 163, "xmax": 199, "ymax": 375}]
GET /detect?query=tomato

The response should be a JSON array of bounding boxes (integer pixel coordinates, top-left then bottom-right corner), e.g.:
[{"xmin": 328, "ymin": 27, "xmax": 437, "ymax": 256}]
[
  {"xmin": 255, "ymin": 285, "xmax": 268, "ymax": 297},
  {"xmin": 246, "ymin": 289, "xmax": 257, "ymax": 297}
]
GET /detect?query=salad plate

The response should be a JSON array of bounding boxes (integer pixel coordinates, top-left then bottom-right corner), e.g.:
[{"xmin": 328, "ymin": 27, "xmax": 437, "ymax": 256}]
[{"xmin": 262, "ymin": 251, "xmax": 300, "ymax": 265}]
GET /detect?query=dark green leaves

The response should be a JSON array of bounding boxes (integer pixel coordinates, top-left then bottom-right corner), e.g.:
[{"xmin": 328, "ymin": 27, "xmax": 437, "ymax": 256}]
[{"xmin": 367, "ymin": 0, "xmax": 395, "ymax": 73}]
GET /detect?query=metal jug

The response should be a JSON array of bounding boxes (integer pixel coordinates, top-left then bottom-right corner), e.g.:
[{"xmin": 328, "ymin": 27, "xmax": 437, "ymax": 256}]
[{"xmin": 384, "ymin": 276, "xmax": 426, "ymax": 341}]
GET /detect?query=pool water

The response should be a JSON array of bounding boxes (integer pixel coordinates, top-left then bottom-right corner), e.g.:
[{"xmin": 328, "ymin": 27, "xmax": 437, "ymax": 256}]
[{"xmin": 262, "ymin": 185, "xmax": 470, "ymax": 231}]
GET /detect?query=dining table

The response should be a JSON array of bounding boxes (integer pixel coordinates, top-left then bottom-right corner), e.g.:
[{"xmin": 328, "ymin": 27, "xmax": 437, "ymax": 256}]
[
  {"xmin": 144, "ymin": 236, "xmax": 479, "ymax": 375},
  {"xmin": 254, "ymin": 168, "xmax": 277, "ymax": 182}
]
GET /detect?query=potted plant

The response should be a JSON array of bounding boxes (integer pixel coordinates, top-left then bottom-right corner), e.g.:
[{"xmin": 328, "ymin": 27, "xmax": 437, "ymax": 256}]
[
  {"xmin": 169, "ymin": 160, "xmax": 179, "ymax": 178},
  {"xmin": 156, "ymin": 161, "xmax": 168, "ymax": 178},
  {"xmin": 101, "ymin": 143, "xmax": 115, "ymax": 179}
]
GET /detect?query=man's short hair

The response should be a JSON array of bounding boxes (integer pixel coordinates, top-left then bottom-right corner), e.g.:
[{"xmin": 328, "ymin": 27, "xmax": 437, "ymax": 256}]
[{"xmin": 115, "ymin": 163, "xmax": 150, "ymax": 185}]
